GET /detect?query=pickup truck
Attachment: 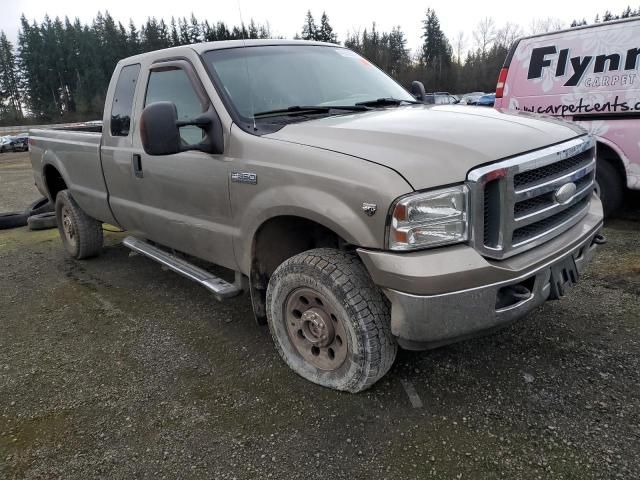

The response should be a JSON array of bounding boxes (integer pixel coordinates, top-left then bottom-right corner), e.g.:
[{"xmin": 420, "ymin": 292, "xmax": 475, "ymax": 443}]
[{"xmin": 30, "ymin": 40, "xmax": 604, "ymax": 393}]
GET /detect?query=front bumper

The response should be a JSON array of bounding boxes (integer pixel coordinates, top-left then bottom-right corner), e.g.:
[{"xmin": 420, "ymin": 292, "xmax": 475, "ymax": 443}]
[{"xmin": 357, "ymin": 196, "xmax": 603, "ymax": 350}]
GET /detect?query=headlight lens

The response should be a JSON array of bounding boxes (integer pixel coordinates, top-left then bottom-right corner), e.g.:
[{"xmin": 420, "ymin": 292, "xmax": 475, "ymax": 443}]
[{"xmin": 389, "ymin": 185, "xmax": 469, "ymax": 250}]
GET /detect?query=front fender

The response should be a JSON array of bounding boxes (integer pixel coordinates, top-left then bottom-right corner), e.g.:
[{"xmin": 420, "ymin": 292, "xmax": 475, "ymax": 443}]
[
  {"xmin": 237, "ymin": 185, "xmax": 380, "ymax": 273},
  {"xmin": 228, "ymin": 128, "xmax": 414, "ymax": 275}
]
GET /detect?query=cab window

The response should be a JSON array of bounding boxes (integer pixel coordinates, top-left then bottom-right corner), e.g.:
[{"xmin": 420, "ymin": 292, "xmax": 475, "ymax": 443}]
[
  {"xmin": 110, "ymin": 64, "xmax": 141, "ymax": 137},
  {"xmin": 144, "ymin": 68, "xmax": 206, "ymax": 145}
]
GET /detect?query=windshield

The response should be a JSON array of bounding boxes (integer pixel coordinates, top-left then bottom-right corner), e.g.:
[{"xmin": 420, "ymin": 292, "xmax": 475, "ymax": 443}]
[{"xmin": 202, "ymin": 45, "xmax": 415, "ymax": 121}]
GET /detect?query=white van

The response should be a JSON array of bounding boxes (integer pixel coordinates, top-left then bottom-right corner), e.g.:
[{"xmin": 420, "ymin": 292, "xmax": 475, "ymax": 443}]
[{"xmin": 495, "ymin": 17, "xmax": 640, "ymax": 215}]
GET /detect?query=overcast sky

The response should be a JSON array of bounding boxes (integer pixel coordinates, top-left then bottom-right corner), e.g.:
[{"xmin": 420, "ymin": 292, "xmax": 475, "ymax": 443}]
[{"xmin": 2, "ymin": 0, "xmax": 634, "ymax": 54}]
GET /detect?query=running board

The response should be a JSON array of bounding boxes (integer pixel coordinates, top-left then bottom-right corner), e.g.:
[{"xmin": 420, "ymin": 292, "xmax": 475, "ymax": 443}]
[{"xmin": 123, "ymin": 236, "xmax": 242, "ymax": 301}]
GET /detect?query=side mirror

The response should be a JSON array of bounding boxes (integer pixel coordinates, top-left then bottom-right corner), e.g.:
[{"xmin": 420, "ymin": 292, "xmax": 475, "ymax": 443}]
[
  {"xmin": 410, "ymin": 81, "xmax": 426, "ymax": 102},
  {"xmin": 140, "ymin": 101, "xmax": 224, "ymax": 156},
  {"xmin": 140, "ymin": 102, "xmax": 181, "ymax": 156}
]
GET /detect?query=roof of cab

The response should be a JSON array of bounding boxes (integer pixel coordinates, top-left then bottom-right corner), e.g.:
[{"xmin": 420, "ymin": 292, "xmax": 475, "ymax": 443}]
[
  {"xmin": 191, "ymin": 39, "xmax": 341, "ymax": 52},
  {"xmin": 117, "ymin": 39, "xmax": 343, "ymax": 65}
]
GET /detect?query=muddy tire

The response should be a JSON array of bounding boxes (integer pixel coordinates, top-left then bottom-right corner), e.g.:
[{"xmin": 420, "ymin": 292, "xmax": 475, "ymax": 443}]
[
  {"xmin": 27, "ymin": 212, "xmax": 57, "ymax": 230},
  {"xmin": 55, "ymin": 190, "xmax": 103, "ymax": 259},
  {"xmin": 266, "ymin": 248, "xmax": 397, "ymax": 393},
  {"xmin": 596, "ymin": 158, "xmax": 624, "ymax": 217}
]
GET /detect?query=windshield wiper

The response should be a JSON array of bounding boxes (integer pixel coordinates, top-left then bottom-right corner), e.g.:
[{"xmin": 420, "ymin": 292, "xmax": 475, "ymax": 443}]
[
  {"xmin": 254, "ymin": 105, "xmax": 369, "ymax": 118},
  {"xmin": 355, "ymin": 97, "xmax": 421, "ymax": 107}
]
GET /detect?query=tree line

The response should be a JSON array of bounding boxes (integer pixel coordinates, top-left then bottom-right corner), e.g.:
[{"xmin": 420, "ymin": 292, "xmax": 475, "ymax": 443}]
[{"xmin": 0, "ymin": 6, "xmax": 639, "ymax": 125}]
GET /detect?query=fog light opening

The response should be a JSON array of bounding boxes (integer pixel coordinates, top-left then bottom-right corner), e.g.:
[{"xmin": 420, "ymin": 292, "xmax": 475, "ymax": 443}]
[{"xmin": 496, "ymin": 277, "xmax": 534, "ymax": 310}]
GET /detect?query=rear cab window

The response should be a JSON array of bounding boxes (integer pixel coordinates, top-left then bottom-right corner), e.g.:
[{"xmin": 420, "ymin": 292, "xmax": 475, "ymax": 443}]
[{"xmin": 110, "ymin": 64, "xmax": 141, "ymax": 137}]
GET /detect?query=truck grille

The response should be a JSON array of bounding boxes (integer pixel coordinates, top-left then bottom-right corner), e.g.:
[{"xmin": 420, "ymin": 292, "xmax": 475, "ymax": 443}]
[{"xmin": 468, "ymin": 136, "xmax": 596, "ymax": 259}]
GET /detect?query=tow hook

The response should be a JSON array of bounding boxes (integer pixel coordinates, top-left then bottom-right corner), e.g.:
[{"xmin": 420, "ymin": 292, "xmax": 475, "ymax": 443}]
[{"xmin": 593, "ymin": 233, "xmax": 607, "ymax": 245}]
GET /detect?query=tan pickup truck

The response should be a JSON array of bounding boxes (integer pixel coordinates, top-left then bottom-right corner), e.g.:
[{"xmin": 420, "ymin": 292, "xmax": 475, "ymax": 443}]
[{"xmin": 29, "ymin": 40, "xmax": 604, "ymax": 392}]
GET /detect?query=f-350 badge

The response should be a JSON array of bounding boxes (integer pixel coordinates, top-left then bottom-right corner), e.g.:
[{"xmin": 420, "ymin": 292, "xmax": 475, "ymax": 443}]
[{"xmin": 230, "ymin": 172, "xmax": 257, "ymax": 185}]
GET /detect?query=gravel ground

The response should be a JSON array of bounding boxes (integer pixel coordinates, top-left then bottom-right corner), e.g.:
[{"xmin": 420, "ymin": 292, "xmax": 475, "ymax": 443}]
[
  {"xmin": 0, "ymin": 152, "xmax": 41, "ymax": 212},
  {"xmin": 1, "ymin": 152, "xmax": 639, "ymax": 479}
]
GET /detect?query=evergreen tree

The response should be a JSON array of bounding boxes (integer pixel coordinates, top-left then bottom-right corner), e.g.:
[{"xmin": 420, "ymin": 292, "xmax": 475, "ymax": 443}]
[
  {"xmin": 317, "ymin": 12, "xmax": 338, "ymax": 43},
  {"xmin": 170, "ymin": 17, "xmax": 180, "ymax": 46},
  {"xmin": 178, "ymin": 17, "xmax": 190, "ymax": 45},
  {"xmin": 0, "ymin": 32, "xmax": 23, "ymax": 120},
  {"xmin": 420, "ymin": 8, "xmax": 452, "ymax": 90},
  {"xmin": 189, "ymin": 13, "xmax": 201, "ymax": 43},
  {"xmin": 128, "ymin": 20, "xmax": 140, "ymax": 54},
  {"xmin": 301, "ymin": 10, "xmax": 317, "ymax": 40}
]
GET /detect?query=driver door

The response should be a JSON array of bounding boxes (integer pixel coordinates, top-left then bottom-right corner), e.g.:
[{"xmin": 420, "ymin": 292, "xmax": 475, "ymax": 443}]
[{"xmin": 116, "ymin": 59, "xmax": 234, "ymax": 269}]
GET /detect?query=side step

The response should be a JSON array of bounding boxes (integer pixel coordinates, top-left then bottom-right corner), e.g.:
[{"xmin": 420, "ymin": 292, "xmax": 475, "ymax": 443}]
[{"xmin": 123, "ymin": 236, "xmax": 242, "ymax": 301}]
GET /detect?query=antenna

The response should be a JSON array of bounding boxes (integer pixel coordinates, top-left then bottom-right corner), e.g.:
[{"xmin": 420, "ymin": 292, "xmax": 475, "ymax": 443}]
[{"xmin": 237, "ymin": 0, "xmax": 257, "ymax": 131}]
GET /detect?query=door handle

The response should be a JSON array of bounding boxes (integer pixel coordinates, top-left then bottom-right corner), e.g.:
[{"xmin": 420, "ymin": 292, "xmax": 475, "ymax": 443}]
[{"xmin": 132, "ymin": 153, "xmax": 143, "ymax": 178}]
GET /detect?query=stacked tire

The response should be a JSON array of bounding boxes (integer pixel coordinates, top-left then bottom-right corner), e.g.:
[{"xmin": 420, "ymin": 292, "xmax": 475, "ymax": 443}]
[{"xmin": 0, "ymin": 197, "xmax": 56, "ymax": 230}]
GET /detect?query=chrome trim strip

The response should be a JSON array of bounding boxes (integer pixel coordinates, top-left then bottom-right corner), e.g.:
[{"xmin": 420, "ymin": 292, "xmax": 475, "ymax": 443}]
[
  {"xmin": 514, "ymin": 159, "xmax": 595, "ymax": 201},
  {"xmin": 514, "ymin": 183, "xmax": 594, "ymax": 227},
  {"xmin": 511, "ymin": 201, "xmax": 590, "ymax": 247},
  {"xmin": 468, "ymin": 136, "xmax": 593, "ymax": 182}
]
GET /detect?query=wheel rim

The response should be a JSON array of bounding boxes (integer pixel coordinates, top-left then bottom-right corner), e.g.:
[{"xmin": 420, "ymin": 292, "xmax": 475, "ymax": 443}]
[
  {"xmin": 284, "ymin": 287, "xmax": 348, "ymax": 371},
  {"xmin": 61, "ymin": 206, "xmax": 77, "ymax": 249}
]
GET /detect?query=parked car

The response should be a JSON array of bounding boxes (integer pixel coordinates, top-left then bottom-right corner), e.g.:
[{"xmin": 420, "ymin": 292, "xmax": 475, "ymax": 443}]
[
  {"xmin": 494, "ymin": 17, "xmax": 640, "ymax": 215},
  {"xmin": 30, "ymin": 40, "xmax": 603, "ymax": 392},
  {"xmin": 460, "ymin": 92, "xmax": 485, "ymax": 105},
  {"xmin": 0, "ymin": 135, "xmax": 28, "ymax": 153},
  {"xmin": 423, "ymin": 92, "xmax": 459, "ymax": 105},
  {"xmin": 476, "ymin": 93, "xmax": 496, "ymax": 107}
]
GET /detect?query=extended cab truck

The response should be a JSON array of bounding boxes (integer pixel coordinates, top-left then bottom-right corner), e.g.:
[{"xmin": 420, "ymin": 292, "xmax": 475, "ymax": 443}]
[{"xmin": 30, "ymin": 40, "xmax": 604, "ymax": 393}]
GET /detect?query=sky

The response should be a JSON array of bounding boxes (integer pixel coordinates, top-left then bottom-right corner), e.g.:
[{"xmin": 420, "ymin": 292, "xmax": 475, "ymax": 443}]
[{"xmin": 1, "ymin": 0, "xmax": 635, "ymax": 54}]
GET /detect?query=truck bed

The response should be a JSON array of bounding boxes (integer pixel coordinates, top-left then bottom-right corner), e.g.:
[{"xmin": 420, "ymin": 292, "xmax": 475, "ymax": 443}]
[{"xmin": 29, "ymin": 127, "xmax": 116, "ymax": 225}]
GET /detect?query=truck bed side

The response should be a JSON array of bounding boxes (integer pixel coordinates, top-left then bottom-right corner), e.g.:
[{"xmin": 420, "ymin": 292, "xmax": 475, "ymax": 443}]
[{"xmin": 29, "ymin": 128, "xmax": 117, "ymax": 225}]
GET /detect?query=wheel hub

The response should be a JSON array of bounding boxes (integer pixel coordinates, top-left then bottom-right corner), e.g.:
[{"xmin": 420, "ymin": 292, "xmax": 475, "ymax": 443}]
[
  {"xmin": 284, "ymin": 287, "xmax": 348, "ymax": 371},
  {"xmin": 61, "ymin": 207, "xmax": 76, "ymax": 247},
  {"xmin": 300, "ymin": 308, "xmax": 335, "ymax": 348}
]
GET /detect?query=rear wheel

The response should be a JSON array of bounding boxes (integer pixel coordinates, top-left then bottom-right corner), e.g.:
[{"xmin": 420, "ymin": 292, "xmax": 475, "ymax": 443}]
[
  {"xmin": 55, "ymin": 190, "xmax": 103, "ymax": 259},
  {"xmin": 266, "ymin": 248, "xmax": 397, "ymax": 393},
  {"xmin": 596, "ymin": 158, "xmax": 624, "ymax": 217}
]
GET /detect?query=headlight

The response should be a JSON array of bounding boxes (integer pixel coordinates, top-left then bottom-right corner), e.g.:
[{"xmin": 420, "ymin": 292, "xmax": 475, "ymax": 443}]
[{"xmin": 388, "ymin": 185, "xmax": 469, "ymax": 251}]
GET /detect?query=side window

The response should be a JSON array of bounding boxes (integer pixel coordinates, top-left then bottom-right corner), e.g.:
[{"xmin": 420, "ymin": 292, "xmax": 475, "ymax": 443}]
[
  {"xmin": 144, "ymin": 68, "xmax": 206, "ymax": 145},
  {"xmin": 110, "ymin": 64, "xmax": 141, "ymax": 137}
]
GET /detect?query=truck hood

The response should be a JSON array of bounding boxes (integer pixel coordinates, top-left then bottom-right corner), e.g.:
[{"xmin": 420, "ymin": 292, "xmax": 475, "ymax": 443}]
[{"xmin": 265, "ymin": 105, "xmax": 584, "ymax": 190}]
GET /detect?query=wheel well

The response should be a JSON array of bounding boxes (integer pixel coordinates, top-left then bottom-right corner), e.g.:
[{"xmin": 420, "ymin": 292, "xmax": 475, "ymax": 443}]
[
  {"xmin": 250, "ymin": 216, "xmax": 345, "ymax": 324},
  {"xmin": 597, "ymin": 141, "xmax": 626, "ymax": 180},
  {"xmin": 43, "ymin": 165, "xmax": 67, "ymax": 201}
]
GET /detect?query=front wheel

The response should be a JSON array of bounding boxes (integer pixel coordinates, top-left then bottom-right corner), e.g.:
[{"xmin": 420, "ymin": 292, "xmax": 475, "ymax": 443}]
[{"xmin": 266, "ymin": 248, "xmax": 397, "ymax": 393}]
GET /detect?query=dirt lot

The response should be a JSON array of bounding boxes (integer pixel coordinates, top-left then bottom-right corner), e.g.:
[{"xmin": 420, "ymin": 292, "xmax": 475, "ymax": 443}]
[{"xmin": 1, "ymin": 152, "xmax": 639, "ymax": 479}]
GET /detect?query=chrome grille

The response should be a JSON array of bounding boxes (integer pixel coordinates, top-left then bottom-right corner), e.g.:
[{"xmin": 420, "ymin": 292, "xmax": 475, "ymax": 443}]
[
  {"xmin": 467, "ymin": 136, "xmax": 596, "ymax": 259},
  {"xmin": 513, "ymin": 150, "xmax": 592, "ymax": 188}
]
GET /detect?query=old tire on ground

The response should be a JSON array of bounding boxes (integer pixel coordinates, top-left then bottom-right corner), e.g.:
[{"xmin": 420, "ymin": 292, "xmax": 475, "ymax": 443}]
[
  {"xmin": 596, "ymin": 159, "xmax": 624, "ymax": 217},
  {"xmin": 27, "ymin": 212, "xmax": 57, "ymax": 230},
  {"xmin": 266, "ymin": 248, "xmax": 397, "ymax": 393},
  {"xmin": 55, "ymin": 190, "xmax": 103, "ymax": 259},
  {"xmin": 26, "ymin": 197, "xmax": 54, "ymax": 217},
  {"xmin": 0, "ymin": 212, "xmax": 28, "ymax": 230}
]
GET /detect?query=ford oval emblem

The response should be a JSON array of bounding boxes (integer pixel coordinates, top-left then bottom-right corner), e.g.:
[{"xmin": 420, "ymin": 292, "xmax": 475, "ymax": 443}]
[{"xmin": 554, "ymin": 182, "xmax": 577, "ymax": 205}]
